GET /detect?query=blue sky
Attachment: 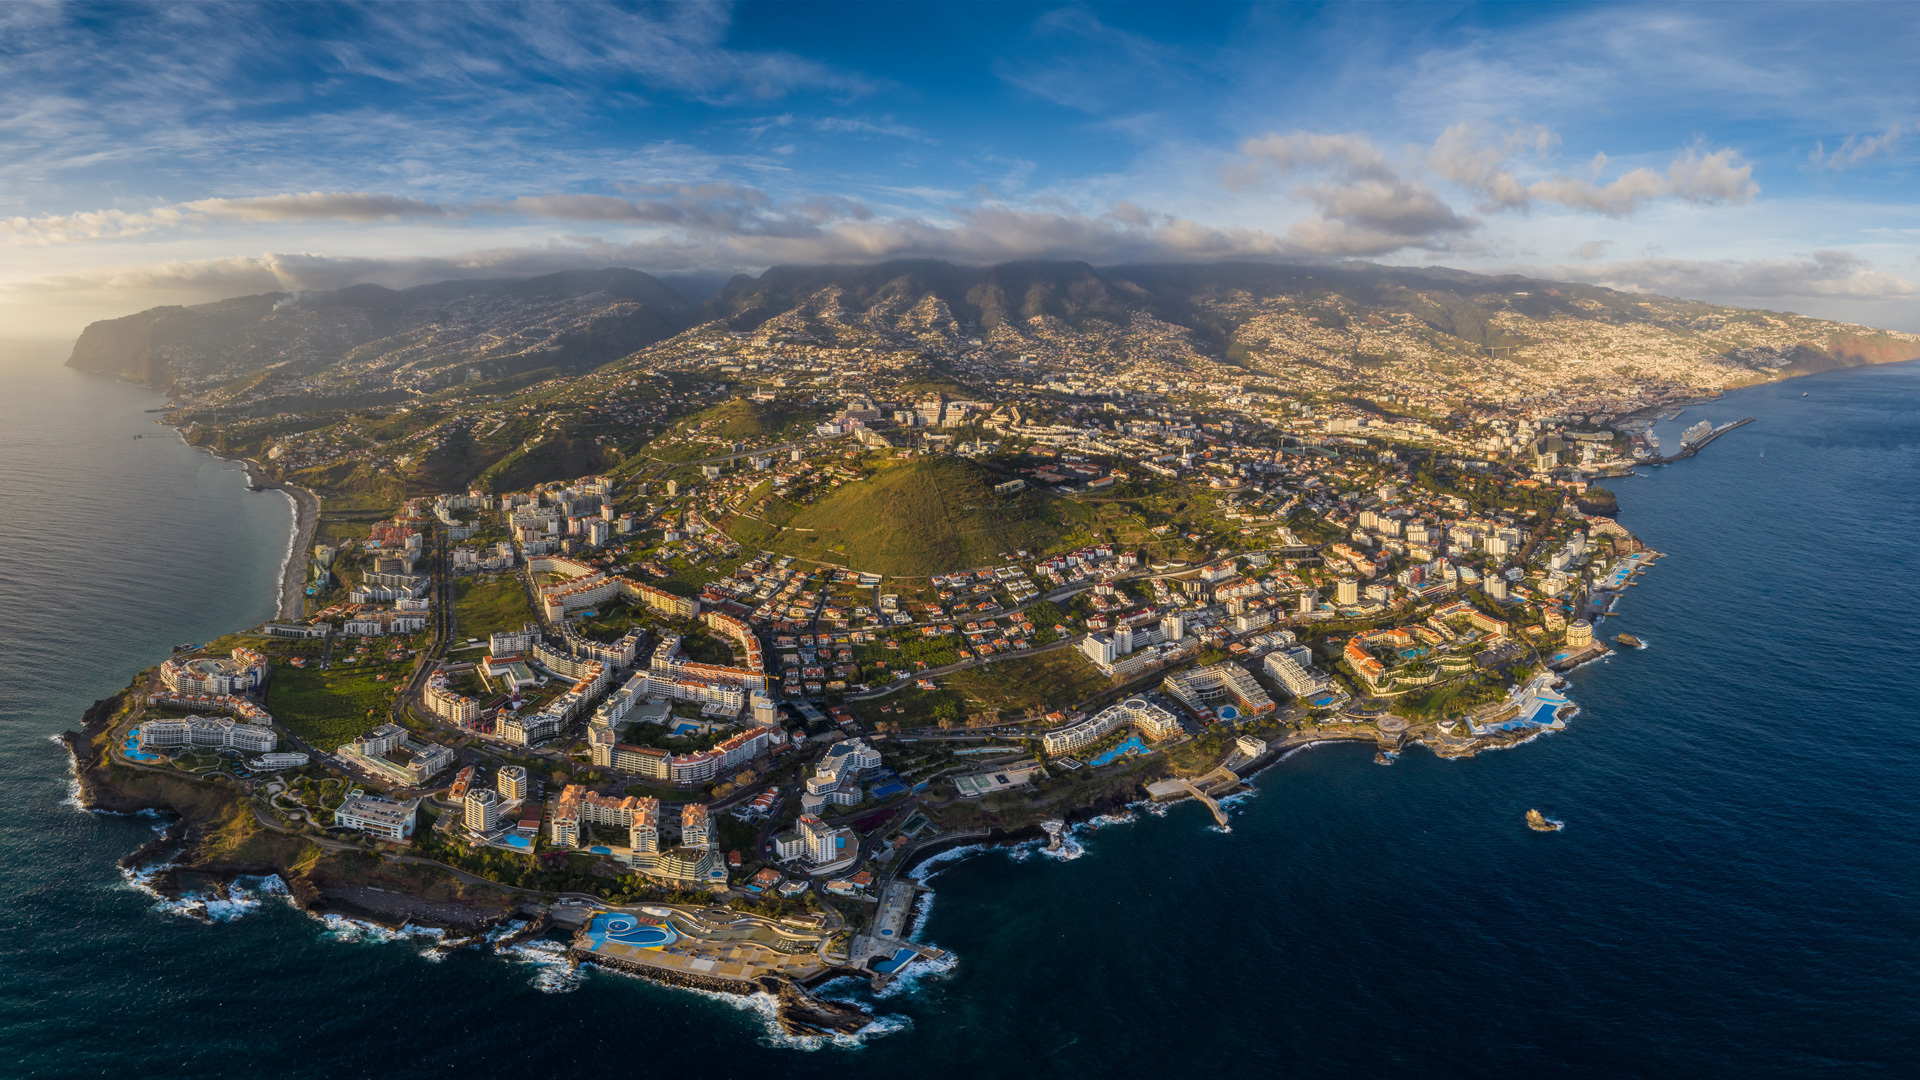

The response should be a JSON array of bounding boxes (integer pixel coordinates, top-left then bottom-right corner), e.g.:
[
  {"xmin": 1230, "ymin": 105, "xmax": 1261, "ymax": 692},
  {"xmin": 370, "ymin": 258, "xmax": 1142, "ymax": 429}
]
[{"xmin": 3, "ymin": 1, "xmax": 1918, "ymax": 335}]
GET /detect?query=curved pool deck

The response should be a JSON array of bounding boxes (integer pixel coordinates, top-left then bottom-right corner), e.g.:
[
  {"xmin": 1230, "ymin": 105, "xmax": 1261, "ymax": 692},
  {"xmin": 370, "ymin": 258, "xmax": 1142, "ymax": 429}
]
[{"xmin": 584, "ymin": 912, "xmax": 679, "ymax": 951}]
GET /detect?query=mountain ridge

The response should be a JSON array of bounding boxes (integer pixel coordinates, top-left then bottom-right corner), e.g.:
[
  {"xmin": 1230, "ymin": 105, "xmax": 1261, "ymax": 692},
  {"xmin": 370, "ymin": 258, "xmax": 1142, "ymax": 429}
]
[{"xmin": 67, "ymin": 259, "xmax": 1920, "ymax": 404}]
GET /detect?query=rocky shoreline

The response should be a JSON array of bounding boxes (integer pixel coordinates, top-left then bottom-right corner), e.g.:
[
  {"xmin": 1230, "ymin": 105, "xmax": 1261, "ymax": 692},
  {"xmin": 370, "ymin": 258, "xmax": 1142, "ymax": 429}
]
[{"xmin": 63, "ymin": 690, "xmax": 517, "ymax": 932}]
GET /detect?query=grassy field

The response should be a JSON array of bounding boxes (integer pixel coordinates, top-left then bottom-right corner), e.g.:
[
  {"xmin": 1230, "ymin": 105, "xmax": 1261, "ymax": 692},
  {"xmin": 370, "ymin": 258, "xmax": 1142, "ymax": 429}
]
[
  {"xmin": 850, "ymin": 648, "xmax": 1114, "ymax": 729},
  {"xmin": 687, "ymin": 398, "xmax": 829, "ymax": 440},
  {"xmin": 943, "ymin": 649, "xmax": 1117, "ymax": 715},
  {"xmin": 737, "ymin": 457, "xmax": 1094, "ymax": 576},
  {"xmin": 267, "ymin": 665, "xmax": 398, "ymax": 750},
  {"xmin": 452, "ymin": 575, "xmax": 539, "ymax": 638}
]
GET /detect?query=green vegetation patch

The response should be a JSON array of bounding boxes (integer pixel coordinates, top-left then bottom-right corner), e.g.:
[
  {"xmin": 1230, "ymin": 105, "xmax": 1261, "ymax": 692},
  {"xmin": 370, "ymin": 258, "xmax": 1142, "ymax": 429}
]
[
  {"xmin": 940, "ymin": 649, "xmax": 1114, "ymax": 716},
  {"xmin": 753, "ymin": 457, "xmax": 1087, "ymax": 576},
  {"xmin": 452, "ymin": 575, "xmax": 539, "ymax": 638},
  {"xmin": 268, "ymin": 665, "xmax": 399, "ymax": 750}
]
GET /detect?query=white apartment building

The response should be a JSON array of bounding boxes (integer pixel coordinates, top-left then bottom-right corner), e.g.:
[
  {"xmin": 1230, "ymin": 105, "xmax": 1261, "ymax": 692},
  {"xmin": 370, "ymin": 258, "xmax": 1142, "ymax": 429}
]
[
  {"xmin": 463, "ymin": 788, "xmax": 502, "ymax": 832},
  {"xmin": 139, "ymin": 716, "xmax": 277, "ymax": 754},
  {"xmin": 335, "ymin": 795, "xmax": 418, "ymax": 842}
]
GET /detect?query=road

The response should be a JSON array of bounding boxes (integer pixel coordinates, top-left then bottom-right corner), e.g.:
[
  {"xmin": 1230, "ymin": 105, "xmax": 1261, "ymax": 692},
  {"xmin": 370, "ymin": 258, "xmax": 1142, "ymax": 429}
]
[{"xmin": 392, "ymin": 530, "xmax": 454, "ymax": 727}]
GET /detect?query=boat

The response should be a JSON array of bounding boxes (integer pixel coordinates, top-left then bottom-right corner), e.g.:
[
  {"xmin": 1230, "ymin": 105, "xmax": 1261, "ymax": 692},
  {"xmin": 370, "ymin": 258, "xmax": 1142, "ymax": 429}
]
[
  {"xmin": 1526, "ymin": 809, "xmax": 1564, "ymax": 832},
  {"xmin": 1615, "ymin": 633, "xmax": 1642, "ymax": 648}
]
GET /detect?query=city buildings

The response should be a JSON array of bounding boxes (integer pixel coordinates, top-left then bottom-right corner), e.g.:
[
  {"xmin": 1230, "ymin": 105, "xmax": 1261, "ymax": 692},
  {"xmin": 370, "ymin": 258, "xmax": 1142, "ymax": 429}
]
[
  {"xmin": 1162, "ymin": 663, "xmax": 1276, "ymax": 721},
  {"xmin": 335, "ymin": 795, "xmax": 418, "ymax": 842},
  {"xmin": 1040, "ymin": 697, "xmax": 1183, "ymax": 756},
  {"xmin": 801, "ymin": 738, "xmax": 882, "ymax": 810},
  {"xmin": 138, "ymin": 716, "xmax": 277, "ymax": 754},
  {"xmin": 497, "ymin": 765, "xmax": 527, "ymax": 802},
  {"xmin": 464, "ymin": 788, "xmax": 502, "ymax": 833},
  {"xmin": 1264, "ymin": 647, "xmax": 1333, "ymax": 701},
  {"xmin": 336, "ymin": 724, "xmax": 455, "ymax": 786},
  {"xmin": 773, "ymin": 813, "xmax": 858, "ymax": 873},
  {"xmin": 159, "ymin": 649, "xmax": 270, "ymax": 696}
]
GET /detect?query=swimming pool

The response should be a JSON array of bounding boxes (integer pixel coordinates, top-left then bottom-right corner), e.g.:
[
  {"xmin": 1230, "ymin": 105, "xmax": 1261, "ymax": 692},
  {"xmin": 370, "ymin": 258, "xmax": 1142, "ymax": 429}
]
[
  {"xmin": 873, "ymin": 948, "xmax": 916, "ymax": 974},
  {"xmin": 589, "ymin": 845, "xmax": 613, "ymax": 856},
  {"xmin": 585, "ymin": 912, "xmax": 678, "ymax": 951},
  {"xmin": 1215, "ymin": 705, "xmax": 1241, "ymax": 722},
  {"xmin": 122, "ymin": 729, "xmax": 163, "ymax": 763},
  {"xmin": 499, "ymin": 834, "xmax": 532, "ymax": 850},
  {"xmin": 1089, "ymin": 736, "xmax": 1148, "ymax": 768}
]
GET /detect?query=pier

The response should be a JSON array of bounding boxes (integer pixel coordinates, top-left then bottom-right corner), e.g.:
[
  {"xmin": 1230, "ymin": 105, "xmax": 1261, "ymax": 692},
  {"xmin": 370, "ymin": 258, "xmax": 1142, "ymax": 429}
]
[
  {"xmin": 1643, "ymin": 417, "xmax": 1754, "ymax": 465},
  {"xmin": 1146, "ymin": 769, "xmax": 1236, "ymax": 827}
]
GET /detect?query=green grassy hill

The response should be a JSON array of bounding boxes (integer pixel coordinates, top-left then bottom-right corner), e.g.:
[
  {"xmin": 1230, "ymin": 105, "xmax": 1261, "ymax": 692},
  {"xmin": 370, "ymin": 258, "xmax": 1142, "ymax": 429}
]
[{"xmin": 736, "ymin": 457, "xmax": 1090, "ymax": 576}]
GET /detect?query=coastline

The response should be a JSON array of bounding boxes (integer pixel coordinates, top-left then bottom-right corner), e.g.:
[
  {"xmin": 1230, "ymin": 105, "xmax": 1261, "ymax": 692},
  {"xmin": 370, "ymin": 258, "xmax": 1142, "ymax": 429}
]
[
  {"xmin": 235, "ymin": 458, "xmax": 321, "ymax": 622},
  {"xmin": 202, "ymin": 447, "xmax": 319, "ymax": 622},
  {"xmin": 67, "ymin": 381, "xmax": 1674, "ymax": 1031}
]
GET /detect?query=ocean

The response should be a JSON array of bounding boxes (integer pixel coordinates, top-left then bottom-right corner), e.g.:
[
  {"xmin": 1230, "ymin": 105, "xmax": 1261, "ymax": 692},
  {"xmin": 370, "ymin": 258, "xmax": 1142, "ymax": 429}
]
[{"xmin": 1, "ymin": 342, "xmax": 1915, "ymax": 1078}]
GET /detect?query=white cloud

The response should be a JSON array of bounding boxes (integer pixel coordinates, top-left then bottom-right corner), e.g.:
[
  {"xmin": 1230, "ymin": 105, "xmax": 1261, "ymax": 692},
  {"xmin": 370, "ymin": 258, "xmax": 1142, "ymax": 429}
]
[
  {"xmin": 0, "ymin": 192, "xmax": 453, "ymax": 245},
  {"xmin": 1550, "ymin": 250, "xmax": 1915, "ymax": 301},
  {"xmin": 1809, "ymin": 122, "xmax": 1909, "ymax": 170},
  {"xmin": 181, "ymin": 192, "xmax": 451, "ymax": 222},
  {"xmin": 1237, "ymin": 133, "xmax": 1401, "ymax": 184},
  {"xmin": 1662, "ymin": 146, "xmax": 1759, "ymax": 204},
  {"xmin": 2, "ymin": 202, "xmax": 1311, "ymax": 306},
  {"xmin": 1428, "ymin": 125, "xmax": 1756, "ymax": 216},
  {"xmin": 1233, "ymin": 132, "xmax": 1476, "ymax": 254}
]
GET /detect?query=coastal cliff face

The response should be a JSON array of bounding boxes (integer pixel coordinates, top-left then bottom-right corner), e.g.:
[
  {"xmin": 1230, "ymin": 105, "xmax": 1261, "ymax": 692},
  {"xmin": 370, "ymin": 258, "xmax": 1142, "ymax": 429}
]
[{"xmin": 64, "ymin": 693, "xmax": 518, "ymax": 930}]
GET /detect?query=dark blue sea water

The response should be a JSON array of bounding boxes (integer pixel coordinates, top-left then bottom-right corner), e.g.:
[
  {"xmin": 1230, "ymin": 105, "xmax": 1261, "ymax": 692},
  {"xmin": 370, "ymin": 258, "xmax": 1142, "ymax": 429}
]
[{"xmin": 3, "ymin": 344, "xmax": 1916, "ymax": 1078}]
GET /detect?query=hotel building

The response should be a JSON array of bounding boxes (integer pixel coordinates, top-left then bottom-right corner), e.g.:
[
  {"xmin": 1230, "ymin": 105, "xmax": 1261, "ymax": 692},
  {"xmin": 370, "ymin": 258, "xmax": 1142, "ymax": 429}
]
[
  {"xmin": 335, "ymin": 795, "xmax": 418, "ymax": 842},
  {"xmin": 138, "ymin": 716, "xmax": 277, "ymax": 754}
]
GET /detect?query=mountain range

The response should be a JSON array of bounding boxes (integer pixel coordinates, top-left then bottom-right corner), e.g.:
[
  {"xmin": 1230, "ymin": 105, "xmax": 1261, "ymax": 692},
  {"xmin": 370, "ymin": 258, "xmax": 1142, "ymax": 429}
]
[{"xmin": 68, "ymin": 260, "xmax": 1920, "ymax": 400}]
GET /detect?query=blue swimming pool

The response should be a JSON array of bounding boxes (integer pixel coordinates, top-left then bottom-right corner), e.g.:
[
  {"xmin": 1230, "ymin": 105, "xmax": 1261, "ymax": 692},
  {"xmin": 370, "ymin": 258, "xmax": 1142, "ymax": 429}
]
[
  {"xmin": 500, "ymin": 834, "xmax": 532, "ymax": 850},
  {"xmin": 1215, "ymin": 705, "xmax": 1241, "ymax": 722},
  {"xmin": 589, "ymin": 845, "xmax": 612, "ymax": 856},
  {"xmin": 667, "ymin": 720, "xmax": 702, "ymax": 738},
  {"xmin": 585, "ymin": 912, "xmax": 678, "ymax": 950},
  {"xmin": 1089, "ymin": 736, "xmax": 1148, "ymax": 768},
  {"xmin": 122, "ymin": 729, "xmax": 162, "ymax": 763},
  {"xmin": 873, "ymin": 948, "xmax": 916, "ymax": 974}
]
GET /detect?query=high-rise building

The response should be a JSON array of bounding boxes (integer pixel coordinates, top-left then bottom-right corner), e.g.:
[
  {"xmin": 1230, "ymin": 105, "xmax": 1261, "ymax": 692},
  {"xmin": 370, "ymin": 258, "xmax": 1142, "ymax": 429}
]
[
  {"xmin": 797, "ymin": 815, "xmax": 845, "ymax": 864},
  {"xmin": 681, "ymin": 803, "xmax": 712, "ymax": 851},
  {"xmin": 629, "ymin": 798, "xmax": 660, "ymax": 854},
  {"xmin": 463, "ymin": 788, "xmax": 501, "ymax": 833},
  {"xmin": 1336, "ymin": 578, "xmax": 1359, "ymax": 605},
  {"xmin": 497, "ymin": 765, "xmax": 527, "ymax": 802}
]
